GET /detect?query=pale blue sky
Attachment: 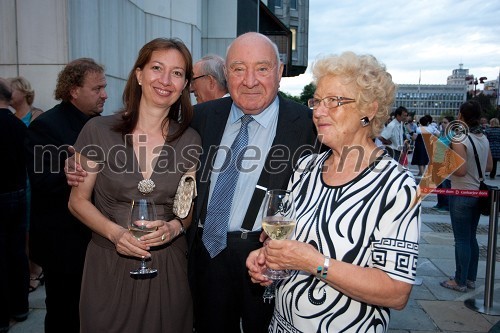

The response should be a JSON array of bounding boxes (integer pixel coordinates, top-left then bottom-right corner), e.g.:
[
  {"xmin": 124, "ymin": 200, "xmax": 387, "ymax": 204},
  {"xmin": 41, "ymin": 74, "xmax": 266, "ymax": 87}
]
[{"xmin": 280, "ymin": 0, "xmax": 500, "ymax": 95}]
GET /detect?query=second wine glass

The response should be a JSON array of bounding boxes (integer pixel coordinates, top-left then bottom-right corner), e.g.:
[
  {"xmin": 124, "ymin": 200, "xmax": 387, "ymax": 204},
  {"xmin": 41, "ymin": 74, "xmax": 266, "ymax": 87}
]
[
  {"xmin": 128, "ymin": 197, "xmax": 158, "ymax": 275},
  {"xmin": 261, "ymin": 189, "xmax": 297, "ymax": 280}
]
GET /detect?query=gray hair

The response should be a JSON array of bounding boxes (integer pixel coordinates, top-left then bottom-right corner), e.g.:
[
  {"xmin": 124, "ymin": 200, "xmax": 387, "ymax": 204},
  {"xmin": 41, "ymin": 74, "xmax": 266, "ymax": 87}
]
[{"xmin": 198, "ymin": 54, "xmax": 227, "ymax": 90}]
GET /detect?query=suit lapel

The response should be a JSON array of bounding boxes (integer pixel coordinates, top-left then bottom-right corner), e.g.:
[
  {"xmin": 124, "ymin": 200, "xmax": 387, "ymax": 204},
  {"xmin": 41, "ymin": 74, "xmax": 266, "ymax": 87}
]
[
  {"xmin": 196, "ymin": 104, "xmax": 231, "ymax": 221},
  {"xmin": 264, "ymin": 97, "xmax": 302, "ymax": 189}
]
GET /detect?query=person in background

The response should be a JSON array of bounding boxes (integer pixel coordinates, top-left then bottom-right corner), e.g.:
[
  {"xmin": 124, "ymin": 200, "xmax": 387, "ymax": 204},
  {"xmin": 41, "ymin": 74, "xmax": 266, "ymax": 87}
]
[
  {"xmin": 411, "ymin": 115, "xmax": 440, "ymax": 176},
  {"xmin": 25, "ymin": 58, "xmax": 107, "ymax": 333},
  {"xmin": 9, "ymin": 76, "xmax": 43, "ymax": 125},
  {"xmin": 379, "ymin": 106, "xmax": 408, "ymax": 162},
  {"xmin": 8, "ymin": 76, "xmax": 45, "ymax": 293},
  {"xmin": 68, "ymin": 38, "xmax": 200, "ymax": 333},
  {"xmin": 440, "ymin": 101, "xmax": 492, "ymax": 292},
  {"xmin": 190, "ymin": 54, "xmax": 229, "ymax": 103},
  {"xmin": 8, "ymin": 77, "xmax": 44, "ymax": 198},
  {"xmin": 0, "ymin": 78, "xmax": 30, "ymax": 333},
  {"xmin": 405, "ymin": 112, "xmax": 417, "ymax": 151},
  {"xmin": 485, "ymin": 118, "xmax": 500, "ymax": 179},
  {"xmin": 432, "ymin": 116, "xmax": 454, "ymax": 212},
  {"xmin": 480, "ymin": 116, "xmax": 489, "ymax": 130},
  {"xmin": 247, "ymin": 51, "xmax": 421, "ymax": 332}
]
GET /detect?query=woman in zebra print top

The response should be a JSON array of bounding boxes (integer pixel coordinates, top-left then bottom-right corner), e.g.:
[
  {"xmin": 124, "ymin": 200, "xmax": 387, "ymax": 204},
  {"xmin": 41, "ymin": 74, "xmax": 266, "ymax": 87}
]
[{"xmin": 247, "ymin": 52, "xmax": 421, "ymax": 333}]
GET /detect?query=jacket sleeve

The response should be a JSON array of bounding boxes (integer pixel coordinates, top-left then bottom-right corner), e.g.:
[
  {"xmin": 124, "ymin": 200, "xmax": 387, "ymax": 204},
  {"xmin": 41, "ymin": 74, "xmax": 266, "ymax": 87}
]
[{"xmin": 25, "ymin": 117, "xmax": 72, "ymax": 196}]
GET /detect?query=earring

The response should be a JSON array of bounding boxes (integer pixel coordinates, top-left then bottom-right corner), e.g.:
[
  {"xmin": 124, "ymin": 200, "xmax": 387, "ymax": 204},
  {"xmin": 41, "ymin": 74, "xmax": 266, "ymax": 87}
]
[
  {"xmin": 138, "ymin": 81, "xmax": 142, "ymax": 85},
  {"xmin": 360, "ymin": 117, "xmax": 370, "ymax": 127}
]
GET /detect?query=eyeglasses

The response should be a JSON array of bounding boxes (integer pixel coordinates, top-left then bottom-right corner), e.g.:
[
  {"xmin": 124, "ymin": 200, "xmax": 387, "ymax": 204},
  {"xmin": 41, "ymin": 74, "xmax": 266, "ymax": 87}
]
[
  {"xmin": 192, "ymin": 74, "xmax": 209, "ymax": 82},
  {"xmin": 307, "ymin": 96, "xmax": 356, "ymax": 109}
]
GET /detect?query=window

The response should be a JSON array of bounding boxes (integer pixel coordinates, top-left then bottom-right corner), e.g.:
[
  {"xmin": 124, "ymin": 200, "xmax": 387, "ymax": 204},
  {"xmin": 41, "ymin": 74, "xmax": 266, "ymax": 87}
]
[
  {"xmin": 275, "ymin": 0, "xmax": 282, "ymax": 7},
  {"xmin": 290, "ymin": 27, "xmax": 297, "ymax": 51},
  {"xmin": 290, "ymin": 0, "xmax": 297, "ymax": 9}
]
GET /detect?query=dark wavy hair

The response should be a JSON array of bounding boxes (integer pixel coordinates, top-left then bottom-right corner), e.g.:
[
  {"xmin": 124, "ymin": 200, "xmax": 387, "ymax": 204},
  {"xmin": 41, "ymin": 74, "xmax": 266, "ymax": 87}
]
[
  {"xmin": 459, "ymin": 100, "xmax": 482, "ymax": 127},
  {"xmin": 54, "ymin": 58, "xmax": 105, "ymax": 102},
  {"xmin": 114, "ymin": 38, "xmax": 193, "ymax": 143},
  {"xmin": 419, "ymin": 114, "xmax": 432, "ymax": 126}
]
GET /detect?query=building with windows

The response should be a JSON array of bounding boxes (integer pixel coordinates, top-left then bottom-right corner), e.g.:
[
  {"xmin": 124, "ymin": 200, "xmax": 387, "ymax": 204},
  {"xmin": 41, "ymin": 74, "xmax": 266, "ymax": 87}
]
[
  {"xmin": 393, "ymin": 84, "xmax": 467, "ymax": 118},
  {"xmin": 267, "ymin": 0, "xmax": 309, "ymax": 76},
  {"xmin": 393, "ymin": 64, "xmax": 469, "ymax": 118},
  {"xmin": 0, "ymin": 0, "xmax": 308, "ymax": 114},
  {"xmin": 447, "ymin": 63, "xmax": 470, "ymax": 86}
]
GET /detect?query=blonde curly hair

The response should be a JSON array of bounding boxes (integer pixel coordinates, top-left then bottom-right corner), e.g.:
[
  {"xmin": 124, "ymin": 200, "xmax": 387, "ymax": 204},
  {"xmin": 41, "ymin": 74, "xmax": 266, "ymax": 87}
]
[{"xmin": 311, "ymin": 51, "xmax": 396, "ymax": 138}]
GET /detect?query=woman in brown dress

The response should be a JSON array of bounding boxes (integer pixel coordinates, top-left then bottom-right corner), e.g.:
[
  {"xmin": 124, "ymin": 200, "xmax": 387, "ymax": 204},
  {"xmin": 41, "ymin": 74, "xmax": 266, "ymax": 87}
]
[{"xmin": 68, "ymin": 38, "xmax": 201, "ymax": 333}]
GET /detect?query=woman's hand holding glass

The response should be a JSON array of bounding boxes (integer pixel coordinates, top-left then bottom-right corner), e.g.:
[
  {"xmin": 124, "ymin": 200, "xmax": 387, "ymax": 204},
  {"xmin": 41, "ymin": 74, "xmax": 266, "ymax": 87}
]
[
  {"xmin": 247, "ymin": 238, "xmax": 327, "ymax": 283},
  {"xmin": 115, "ymin": 217, "xmax": 181, "ymax": 258},
  {"xmin": 261, "ymin": 189, "xmax": 297, "ymax": 279},
  {"xmin": 264, "ymin": 239, "xmax": 321, "ymax": 274},
  {"xmin": 122, "ymin": 198, "xmax": 184, "ymax": 275},
  {"xmin": 246, "ymin": 247, "xmax": 273, "ymax": 286}
]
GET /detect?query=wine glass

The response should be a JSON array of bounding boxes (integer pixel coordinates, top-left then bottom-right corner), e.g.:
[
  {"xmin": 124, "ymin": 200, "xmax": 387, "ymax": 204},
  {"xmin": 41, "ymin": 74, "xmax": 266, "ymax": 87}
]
[
  {"xmin": 128, "ymin": 197, "xmax": 158, "ymax": 275},
  {"xmin": 261, "ymin": 189, "xmax": 297, "ymax": 280}
]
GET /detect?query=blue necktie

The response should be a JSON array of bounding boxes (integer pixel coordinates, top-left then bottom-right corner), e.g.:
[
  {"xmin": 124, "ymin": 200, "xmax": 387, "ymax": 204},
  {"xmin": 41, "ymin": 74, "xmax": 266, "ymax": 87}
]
[{"xmin": 202, "ymin": 115, "xmax": 254, "ymax": 258}]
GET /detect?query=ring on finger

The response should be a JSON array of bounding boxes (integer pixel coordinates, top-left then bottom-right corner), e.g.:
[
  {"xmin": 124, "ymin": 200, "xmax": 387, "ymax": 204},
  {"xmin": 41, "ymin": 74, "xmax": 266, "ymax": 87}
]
[{"xmin": 161, "ymin": 234, "xmax": 166, "ymax": 241}]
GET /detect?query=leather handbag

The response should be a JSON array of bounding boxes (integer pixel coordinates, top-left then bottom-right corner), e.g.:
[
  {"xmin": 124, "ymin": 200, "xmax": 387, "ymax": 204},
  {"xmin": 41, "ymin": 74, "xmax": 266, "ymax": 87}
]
[{"xmin": 172, "ymin": 174, "xmax": 197, "ymax": 219}]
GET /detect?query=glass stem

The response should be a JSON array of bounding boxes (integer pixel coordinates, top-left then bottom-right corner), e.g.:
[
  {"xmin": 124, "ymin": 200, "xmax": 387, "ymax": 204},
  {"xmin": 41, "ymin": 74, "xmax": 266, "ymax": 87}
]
[{"xmin": 263, "ymin": 281, "xmax": 276, "ymax": 303}]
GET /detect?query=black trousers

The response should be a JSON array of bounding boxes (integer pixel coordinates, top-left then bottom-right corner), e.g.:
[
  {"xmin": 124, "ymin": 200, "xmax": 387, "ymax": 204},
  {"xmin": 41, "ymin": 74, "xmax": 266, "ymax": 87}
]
[
  {"xmin": 39, "ymin": 229, "xmax": 89, "ymax": 333},
  {"xmin": 43, "ymin": 262, "xmax": 85, "ymax": 333},
  {"xmin": 385, "ymin": 146, "xmax": 401, "ymax": 163},
  {"xmin": 0, "ymin": 189, "xmax": 29, "ymax": 328},
  {"xmin": 193, "ymin": 229, "xmax": 273, "ymax": 333}
]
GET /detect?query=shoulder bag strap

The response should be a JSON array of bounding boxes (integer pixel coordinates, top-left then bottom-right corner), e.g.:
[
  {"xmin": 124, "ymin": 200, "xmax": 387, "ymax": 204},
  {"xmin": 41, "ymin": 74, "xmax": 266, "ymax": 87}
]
[{"xmin": 468, "ymin": 135, "xmax": 484, "ymax": 181}]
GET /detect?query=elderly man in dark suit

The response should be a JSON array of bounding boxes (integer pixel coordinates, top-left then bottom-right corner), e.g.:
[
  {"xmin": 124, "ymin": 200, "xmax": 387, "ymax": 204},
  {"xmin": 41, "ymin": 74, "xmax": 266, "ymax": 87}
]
[
  {"xmin": 189, "ymin": 32, "xmax": 319, "ymax": 333},
  {"xmin": 25, "ymin": 58, "xmax": 107, "ymax": 333}
]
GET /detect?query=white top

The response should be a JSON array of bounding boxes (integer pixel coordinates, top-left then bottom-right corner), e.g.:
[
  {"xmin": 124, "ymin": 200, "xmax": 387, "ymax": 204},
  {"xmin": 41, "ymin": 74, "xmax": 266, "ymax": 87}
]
[
  {"xmin": 380, "ymin": 118, "xmax": 404, "ymax": 151},
  {"xmin": 451, "ymin": 133, "xmax": 490, "ymax": 190},
  {"xmin": 270, "ymin": 151, "xmax": 421, "ymax": 333}
]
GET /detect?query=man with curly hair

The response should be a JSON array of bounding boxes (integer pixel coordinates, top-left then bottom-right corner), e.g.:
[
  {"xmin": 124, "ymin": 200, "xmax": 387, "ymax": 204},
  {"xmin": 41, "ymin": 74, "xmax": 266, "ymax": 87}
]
[{"xmin": 25, "ymin": 58, "xmax": 107, "ymax": 333}]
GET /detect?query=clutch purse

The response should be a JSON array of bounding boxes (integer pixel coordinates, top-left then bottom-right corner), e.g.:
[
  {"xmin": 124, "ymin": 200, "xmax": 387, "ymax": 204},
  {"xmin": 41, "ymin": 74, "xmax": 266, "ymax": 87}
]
[{"xmin": 172, "ymin": 174, "xmax": 197, "ymax": 219}]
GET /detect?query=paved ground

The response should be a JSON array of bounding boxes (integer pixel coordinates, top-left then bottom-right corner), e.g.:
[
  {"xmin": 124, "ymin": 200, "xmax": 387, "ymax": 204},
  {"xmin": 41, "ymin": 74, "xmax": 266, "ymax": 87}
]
[{"xmin": 6, "ymin": 164, "xmax": 500, "ymax": 332}]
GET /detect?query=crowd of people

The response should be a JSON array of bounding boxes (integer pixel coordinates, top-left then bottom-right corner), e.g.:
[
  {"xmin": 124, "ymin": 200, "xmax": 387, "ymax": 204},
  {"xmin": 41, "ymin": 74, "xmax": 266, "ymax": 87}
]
[{"xmin": 1, "ymin": 31, "xmax": 499, "ymax": 333}]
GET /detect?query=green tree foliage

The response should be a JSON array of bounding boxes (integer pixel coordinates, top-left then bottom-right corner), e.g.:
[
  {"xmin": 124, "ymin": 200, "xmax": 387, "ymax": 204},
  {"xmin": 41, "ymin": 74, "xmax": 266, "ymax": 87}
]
[
  {"xmin": 279, "ymin": 82, "xmax": 317, "ymax": 106},
  {"xmin": 299, "ymin": 82, "xmax": 316, "ymax": 105},
  {"xmin": 278, "ymin": 90, "xmax": 301, "ymax": 103},
  {"xmin": 469, "ymin": 93, "xmax": 497, "ymax": 119}
]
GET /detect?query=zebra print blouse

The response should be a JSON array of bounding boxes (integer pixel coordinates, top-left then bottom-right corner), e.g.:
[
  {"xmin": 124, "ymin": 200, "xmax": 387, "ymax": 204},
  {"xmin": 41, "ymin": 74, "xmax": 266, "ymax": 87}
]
[{"xmin": 269, "ymin": 151, "xmax": 421, "ymax": 333}]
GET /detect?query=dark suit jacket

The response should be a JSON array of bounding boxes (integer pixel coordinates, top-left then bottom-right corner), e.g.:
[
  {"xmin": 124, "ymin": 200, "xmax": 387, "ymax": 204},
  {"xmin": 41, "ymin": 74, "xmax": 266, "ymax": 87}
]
[
  {"xmin": 25, "ymin": 101, "xmax": 93, "ymax": 267},
  {"xmin": 0, "ymin": 108, "xmax": 27, "ymax": 193},
  {"xmin": 187, "ymin": 95, "xmax": 319, "ymax": 246}
]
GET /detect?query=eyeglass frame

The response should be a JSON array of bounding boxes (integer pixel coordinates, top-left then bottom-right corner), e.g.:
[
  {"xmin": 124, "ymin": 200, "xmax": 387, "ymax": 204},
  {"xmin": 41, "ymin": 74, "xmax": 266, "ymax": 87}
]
[
  {"xmin": 192, "ymin": 74, "xmax": 209, "ymax": 82},
  {"xmin": 307, "ymin": 96, "xmax": 356, "ymax": 109}
]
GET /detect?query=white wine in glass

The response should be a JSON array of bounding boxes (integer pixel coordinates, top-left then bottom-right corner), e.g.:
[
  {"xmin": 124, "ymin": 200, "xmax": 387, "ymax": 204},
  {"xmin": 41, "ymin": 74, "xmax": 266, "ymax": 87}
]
[
  {"xmin": 262, "ymin": 189, "xmax": 296, "ymax": 280},
  {"xmin": 128, "ymin": 198, "xmax": 158, "ymax": 275}
]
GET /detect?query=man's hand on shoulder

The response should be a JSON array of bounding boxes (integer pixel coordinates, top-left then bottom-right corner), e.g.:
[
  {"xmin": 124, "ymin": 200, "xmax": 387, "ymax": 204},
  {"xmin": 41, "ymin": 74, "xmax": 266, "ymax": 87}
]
[{"xmin": 64, "ymin": 146, "xmax": 87, "ymax": 187}]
